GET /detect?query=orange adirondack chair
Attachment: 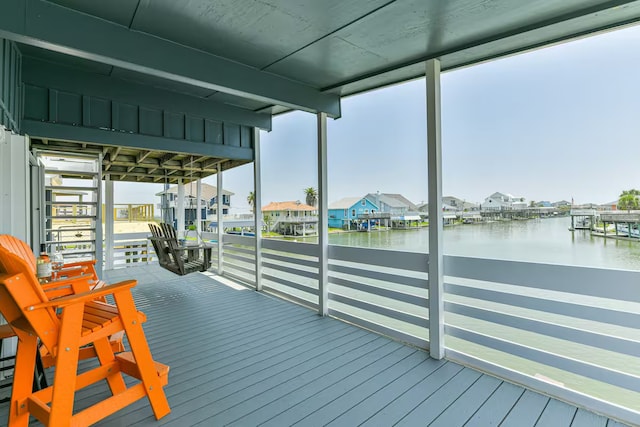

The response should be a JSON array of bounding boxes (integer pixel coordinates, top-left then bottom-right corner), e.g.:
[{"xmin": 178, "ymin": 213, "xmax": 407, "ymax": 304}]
[
  {"xmin": 0, "ymin": 245, "xmax": 170, "ymax": 426},
  {"xmin": 0, "ymin": 235, "xmax": 104, "ymax": 299},
  {"xmin": 0, "ymin": 235, "xmax": 124, "ymax": 367}
]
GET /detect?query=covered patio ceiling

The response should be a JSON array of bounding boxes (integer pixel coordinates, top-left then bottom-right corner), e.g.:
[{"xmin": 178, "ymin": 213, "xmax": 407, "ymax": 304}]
[
  {"xmin": 29, "ymin": 136, "xmax": 244, "ymax": 184},
  {"xmin": 2, "ymin": 0, "xmax": 640, "ymax": 183}
]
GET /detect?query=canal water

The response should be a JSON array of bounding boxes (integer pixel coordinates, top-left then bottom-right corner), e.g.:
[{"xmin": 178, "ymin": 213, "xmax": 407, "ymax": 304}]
[{"xmin": 321, "ymin": 216, "xmax": 640, "ymax": 271}]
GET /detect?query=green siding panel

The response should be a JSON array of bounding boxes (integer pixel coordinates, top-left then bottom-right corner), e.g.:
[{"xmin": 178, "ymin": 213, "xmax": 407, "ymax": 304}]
[
  {"xmin": 18, "ymin": 56, "xmax": 252, "ymax": 159},
  {"xmin": 205, "ymin": 119, "xmax": 223, "ymax": 145},
  {"xmin": 187, "ymin": 116, "xmax": 205, "ymax": 142},
  {"xmin": 88, "ymin": 97, "xmax": 111, "ymax": 129},
  {"xmin": 224, "ymin": 123, "xmax": 240, "ymax": 147},
  {"xmin": 56, "ymin": 90, "xmax": 82, "ymax": 125},
  {"xmin": 139, "ymin": 106, "xmax": 163, "ymax": 136},
  {"xmin": 240, "ymin": 125, "xmax": 252, "ymax": 148},
  {"xmin": 24, "ymin": 85, "xmax": 48, "ymax": 121},
  {"xmin": 0, "ymin": 38, "xmax": 22, "ymax": 132},
  {"xmin": 114, "ymin": 102, "xmax": 139, "ymax": 133},
  {"xmin": 163, "ymin": 111, "xmax": 185, "ymax": 139}
]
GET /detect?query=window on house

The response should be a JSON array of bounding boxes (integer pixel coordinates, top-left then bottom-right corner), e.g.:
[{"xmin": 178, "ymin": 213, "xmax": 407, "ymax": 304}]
[
  {"xmin": 351, "ymin": 209, "xmax": 356, "ymax": 217},
  {"xmin": 344, "ymin": 209, "xmax": 348, "ymax": 216},
  {"xmin": 361, "ymin": 199, "xmax": 366, "ymax": 206}
]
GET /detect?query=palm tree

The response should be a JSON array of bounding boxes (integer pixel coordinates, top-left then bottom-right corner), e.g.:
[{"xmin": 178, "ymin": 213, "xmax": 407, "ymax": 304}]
[
  {"xmin": 247, "ymin": 191, "xmax": 255, "ymax": 213},
  {"xmin": 304, "ymin": 187, "xmax": 318, "ymax": 207},
  {"xmin": 618, "ymin": 189, "xmax": 640, "ymax": 212}
]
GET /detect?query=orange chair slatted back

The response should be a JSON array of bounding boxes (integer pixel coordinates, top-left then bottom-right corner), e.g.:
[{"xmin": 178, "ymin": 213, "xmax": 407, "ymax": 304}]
[
  {"xmin": 0, "ymin": 234, "xmax": 36, "ymax": 274},
  {"xmin": 0, "ymin": 245, "xmax": 60, "ymax": 352}
]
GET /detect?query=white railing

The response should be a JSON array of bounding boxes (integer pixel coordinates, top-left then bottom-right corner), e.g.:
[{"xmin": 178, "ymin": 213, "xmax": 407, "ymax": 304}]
[
  {"xmin": 110, "ymin": 232, "xmax": 156, "ymax": 268},
  {"xmin": 443, "ymin": 256, "xmax": 640, "ymax": 423},
  {"xmin": 137, "ymin": 233, "xmax": 640, "ymax": 423},
  {"xmin": 328, "ymin": 245, "xmax": 429, "ymax": 349},
  {"xmin": 221, "ymin": 234, "xmax": 256, "ymax": 287},
  {"xmin": 261, "ymin": 239, "xmax": 319, "ymax": 309}
]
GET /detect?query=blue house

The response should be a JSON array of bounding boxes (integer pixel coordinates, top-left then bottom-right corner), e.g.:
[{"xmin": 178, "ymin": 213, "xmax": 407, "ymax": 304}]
[{"xmin": 328, "ymin": 197, "xmax": 379, "ymax": 229}]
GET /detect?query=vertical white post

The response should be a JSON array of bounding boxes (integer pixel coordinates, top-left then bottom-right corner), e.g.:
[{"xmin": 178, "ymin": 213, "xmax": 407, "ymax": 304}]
[
  {"xmin": 196, "ymin": 178, "xmax": 202, "ymax": 243},
  {"xmin": 177, "ymin": 179, "xmax": 185, "ymax": 238},
  {"xmin": 426, "ymin": 58, "xmax": 444, "ymax": 359},
  {"xmin": 217, "ymin": 169, "xmax": 224, "ymax": 274},
  {"xmin": 317, "ymin": 112, "xmax": 329, "ymax": 315},
  {"xmin": 104, "ymin": 174, "xmax": 114, "ymax": 270},
  {"xmin": 253, "ymin": 129, "xmax": 263, "ymax": 290}
]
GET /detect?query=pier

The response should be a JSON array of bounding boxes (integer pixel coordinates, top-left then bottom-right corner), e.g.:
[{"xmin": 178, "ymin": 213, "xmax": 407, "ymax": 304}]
[
  {"xmin": 597, "ymin": 211, "xmax": 640, "ymax": 240},
  {"xmin": 569, "ymin": 209, "xmax": 597, "ymax": 231}
]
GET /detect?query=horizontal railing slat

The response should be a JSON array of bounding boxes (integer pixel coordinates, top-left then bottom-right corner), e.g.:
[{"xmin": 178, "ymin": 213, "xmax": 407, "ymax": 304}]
[
  {"xmin": 262, "ymin": 239, "xmax": 319, "ymax": 257},
  {"xmin": 223, "ymin": 262, "xmax": 255, "ymax": 277},
  {"xmin": 262, "ymin": 273, "xmax": 319, "ymax": 296},
  {"xmin": 329, "ymin": 263, "xmax": 427, "ymax": 289},
  {"xmin": 445, "ymin": 255, "xmax": 640, "ymax": 303},
  {"xmin": 262, "ymin": 262, "xmax": 318, "ymax": 280},
  {"xmin": 223, "ymin": 245, "xmax": 255, "ymax": 256},
  {"xmin": 223, "ymin": 234, "xmax": 254, "ymax": 245},
  {"xmin": 328, "ymin": 293, "xmax": 429, "ymax": 328},
  {"xmin": 224, "ymin": 252, "xmax": 255, "ymax": 264},
  {"xmin": 445, "ymin": 301, "xmax": 640, "ymax": 358},
  {"xmin": 328, "ymin": 309, "xmax": 428, "ymax": 349},
  {"xmin": 446, "ymin": 325, "xmax": 640, "ymax": 393},
  {"xmin": 445, "ymin": 282, "xmax": 640, "ymax": 330},
  {"xmin": 329, "ymin": 276, "xmax": 428, "ymax": 308},
  {"xmin": 329, "ymin": 245, "xmax": 428, "ymax": 272},
  {"xmin": 223, "ymin": 271, "xmax": 255, "ymax": 288},
  {"xmin": 262, "ymin": 285, "xmax": 318, "ymax": 310},
  {"xmin": 262, "ymin": 252, "xmax": 319, "ymax": 269}
]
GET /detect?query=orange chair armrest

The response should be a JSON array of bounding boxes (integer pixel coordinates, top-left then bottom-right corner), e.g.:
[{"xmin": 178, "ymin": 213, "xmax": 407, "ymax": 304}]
[
  {"xmin": 31, "ymin": 280, "xmax": 138, "ymax": 309},
  {"xmin": 63, "ymin": 260, "xmax": 97, "ymax": 268},
  {"xmin": 41, "ymin": 273, "xmax": 94, "ymax": 292}
]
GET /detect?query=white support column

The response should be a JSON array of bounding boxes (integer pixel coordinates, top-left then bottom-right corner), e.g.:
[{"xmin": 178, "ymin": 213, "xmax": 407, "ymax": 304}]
[
  {"xmin": 177, "ymin": 178, "xmax": 185, "ymax": 238},
  {"xmin": 196, "ymin": 178, "xmax": 202, "ymax": 243},
  {"xmin": 217, "ymin": 169, "xmax": 224, "ymax": 274},
  {"xmin": 253, "ymin": 129, "xmax": 263, "ymax": 290},
  {"xmin": 426, "ymin": 58, "xmax": 444, "ymax": 359},
  {"xmin": 317, "ymin": 112, "xmax": 329, "ymax": 316},
  {"xmin": 104, "ymin": 174, "xmax": 114, "ymax": 270}
]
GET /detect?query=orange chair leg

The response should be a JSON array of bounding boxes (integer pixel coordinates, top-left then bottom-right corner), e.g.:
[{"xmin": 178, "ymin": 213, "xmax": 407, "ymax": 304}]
[
  {"xmin": 10, "ymin": 335, "xmax": 38, "ymax": 427},
  {"xmin": 113, "ymin": 292, "xmax": 170, "ymax": 420},
  {"xmin": 93, "ymin": 337, "xmax": 127, "ymax": 395},
  {"xmin": 48, "ymin": 304, "xmax": 84, "ymax": 426}
]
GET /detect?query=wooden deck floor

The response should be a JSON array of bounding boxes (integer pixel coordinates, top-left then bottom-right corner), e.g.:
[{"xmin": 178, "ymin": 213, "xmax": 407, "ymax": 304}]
[{"xmin": 1, "ymin": 266, "xmax": 628, "ymax": 426}]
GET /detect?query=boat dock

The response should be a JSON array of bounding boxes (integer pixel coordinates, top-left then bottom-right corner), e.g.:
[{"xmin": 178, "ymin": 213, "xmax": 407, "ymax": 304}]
[
  {"xmin": 568, "ymin": 209, "xmax": 597, "ymax": 231},
  {"xmin": 596, "ymin": 211, "xmax": 640, "ymax": 240}
]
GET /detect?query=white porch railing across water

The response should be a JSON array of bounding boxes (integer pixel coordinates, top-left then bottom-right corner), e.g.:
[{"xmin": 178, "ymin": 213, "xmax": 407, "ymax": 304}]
[
  {"xmin": 210, "ymin": 237, "xmax": 640, "ymax": 424},
  {"xmin": 221, "ymin": 234, "xmax": 256, "ymax": 287},
  {"xmin": 261, "ymin": 239, "xmax": 319, "ymax": 309},
  {"xmin": 443, "ymin": 256, "xmax": 640, "ymax": 423},
  {"xmin": 327, "ymin": 245, "xmax": 429, "ymax": 349},
  {"xmin": 108, "ymin": 232, "xmax": 156, "ymax": 268}
]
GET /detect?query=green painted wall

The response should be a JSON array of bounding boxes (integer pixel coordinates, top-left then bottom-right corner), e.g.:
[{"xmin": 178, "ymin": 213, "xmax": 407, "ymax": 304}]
[
  {"xmin": 23, "ymin": 82, "xmax": 254, "ymax": 159},
  {"xmin": 0, "ymin": 38, "xmax": 22, "ymax": 132}
]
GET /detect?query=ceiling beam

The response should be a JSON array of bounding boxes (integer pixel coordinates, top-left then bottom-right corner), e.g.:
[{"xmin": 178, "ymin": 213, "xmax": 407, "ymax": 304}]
[
  {"xmin": 23, "ymin": 120, "xmax": 254, "ymax": 161},
  {"xmin": 0, "ymin": 0, "xmax": 341, "ymax": 118},
  {"xmin": 136, "ymin": 151, "xmax": 153, "ymax": 164},
  {"xmin": 22, "ymin": 58, "xmax": 272, "ymax": 130}
]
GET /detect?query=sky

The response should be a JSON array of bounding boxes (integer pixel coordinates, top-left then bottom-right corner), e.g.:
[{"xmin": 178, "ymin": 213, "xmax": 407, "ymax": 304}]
[{"xmin": 115, "ymin": 23, "xmax": 640, "ymax": 213}]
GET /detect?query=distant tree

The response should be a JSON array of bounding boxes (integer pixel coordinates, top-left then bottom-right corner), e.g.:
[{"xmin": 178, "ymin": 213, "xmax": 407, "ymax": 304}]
[
  {"xmin": 529, "ymin": 200, "xmax": 535, "ymax": 207},
  {"xmin": 247, "ymin": 191, "xmax": 255, "ymax": 213},
  {"xmin": 304, "ymin": 187, "xmax": 318, "ymax": 207},
  {"xmin": 618, "ymin": 189, "xmax": 640, "ymax": 211},
  {"xmin": 263, "ymin": 213, "xmax": 273, "ymax": 233}
]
